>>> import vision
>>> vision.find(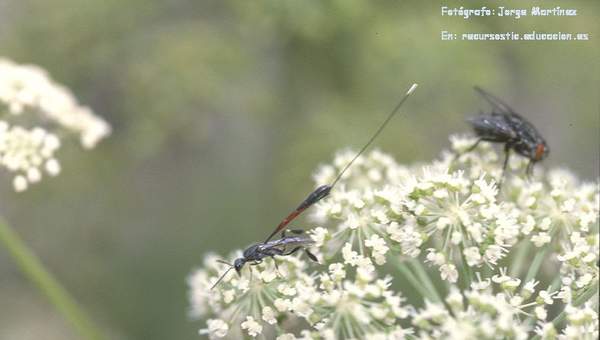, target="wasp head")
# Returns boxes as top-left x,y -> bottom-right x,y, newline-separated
233,258 -> 246,274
